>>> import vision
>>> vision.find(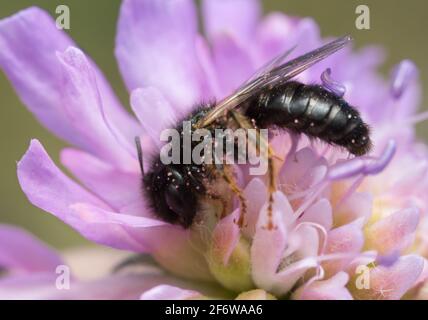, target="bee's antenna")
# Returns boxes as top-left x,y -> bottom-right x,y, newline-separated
135,136 -> 145,176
